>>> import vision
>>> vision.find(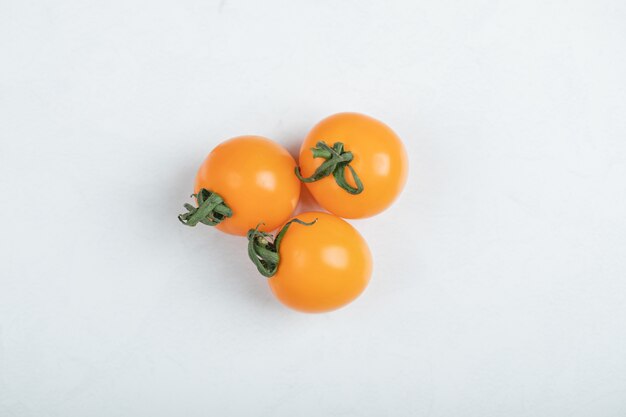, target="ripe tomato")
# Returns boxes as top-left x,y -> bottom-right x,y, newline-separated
296,112 -> 408,218
247,211 -> 372,313
179,135 -> 300,236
